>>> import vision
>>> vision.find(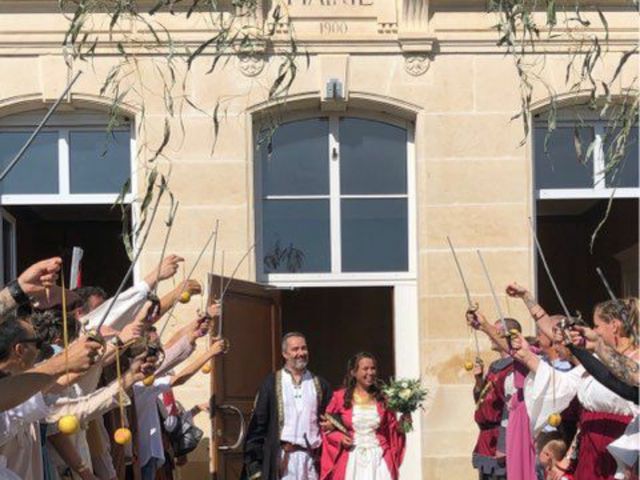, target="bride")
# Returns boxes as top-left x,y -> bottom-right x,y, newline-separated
320,352 -> 408,480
